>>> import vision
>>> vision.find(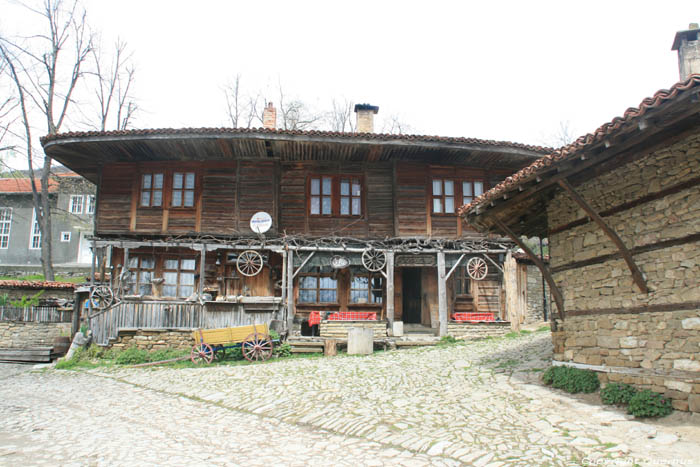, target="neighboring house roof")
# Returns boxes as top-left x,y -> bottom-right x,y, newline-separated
0,177 -> 59,194
0,280 -> 76,290
461,74 -> 700,223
